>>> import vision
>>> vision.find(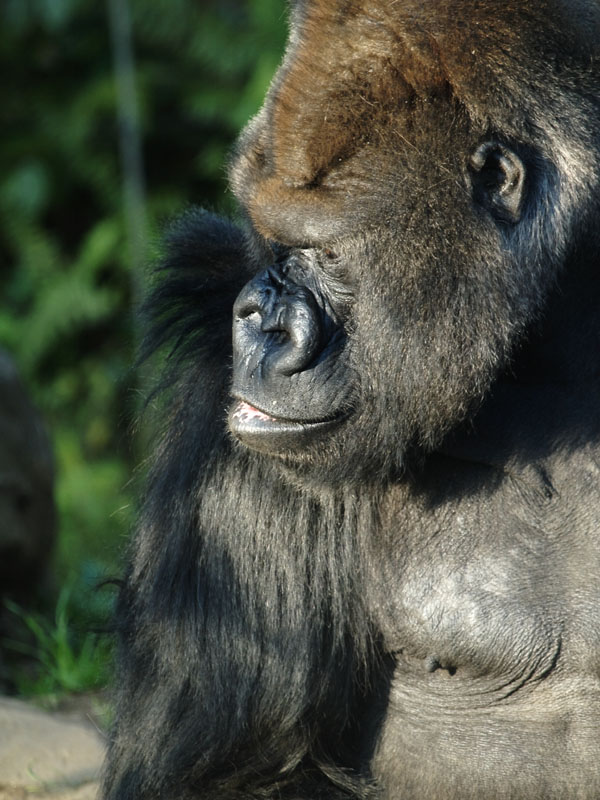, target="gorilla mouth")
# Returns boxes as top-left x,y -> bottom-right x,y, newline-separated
229,399 -> 342,452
